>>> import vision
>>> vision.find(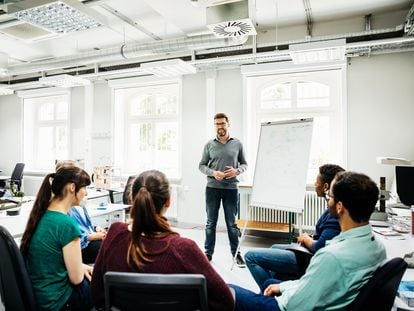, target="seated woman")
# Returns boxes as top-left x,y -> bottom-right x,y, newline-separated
20,166 -> 93,310
56,160 -> 107,264
68,205 -> 107,264
91,170 -> 234,311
